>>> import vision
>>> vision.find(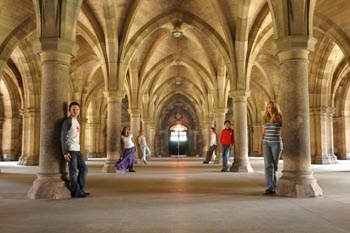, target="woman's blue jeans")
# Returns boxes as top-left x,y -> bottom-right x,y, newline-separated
263,141 -> 283,190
